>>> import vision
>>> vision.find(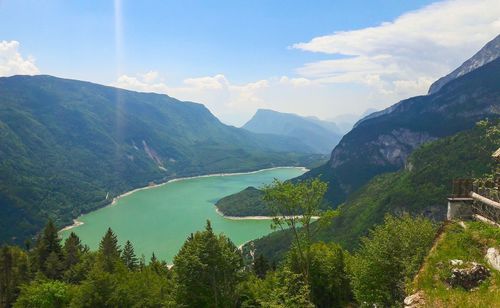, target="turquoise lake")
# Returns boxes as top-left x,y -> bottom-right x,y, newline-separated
60,167 -> 306,263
